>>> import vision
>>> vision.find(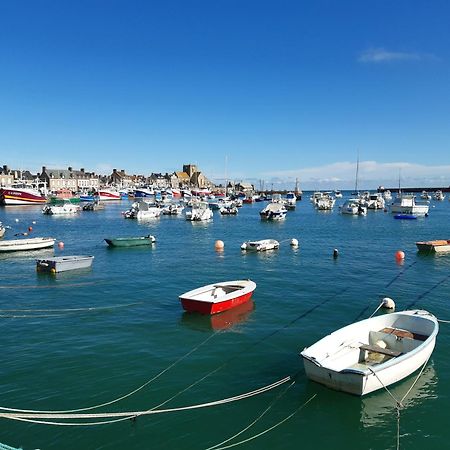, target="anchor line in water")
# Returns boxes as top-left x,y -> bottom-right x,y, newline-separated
0,302 -> 143,314
385,261 -> 417,289
405,273 -> 450,310
368,352 -> 432,450
211,393 -> 317,450
354,261 -> 418,321
0,331 -> 222,415
0,289 -> 345,420
204,380 -> 296,450
0,376 -> 292,426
